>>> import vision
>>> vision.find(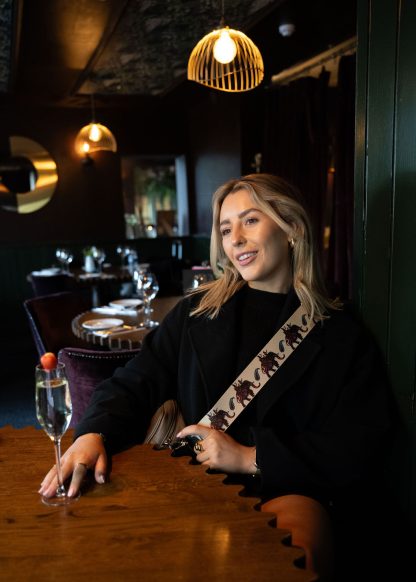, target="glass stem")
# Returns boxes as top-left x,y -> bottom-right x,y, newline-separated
53,438 -> 66,497
143,299 -> 151,326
